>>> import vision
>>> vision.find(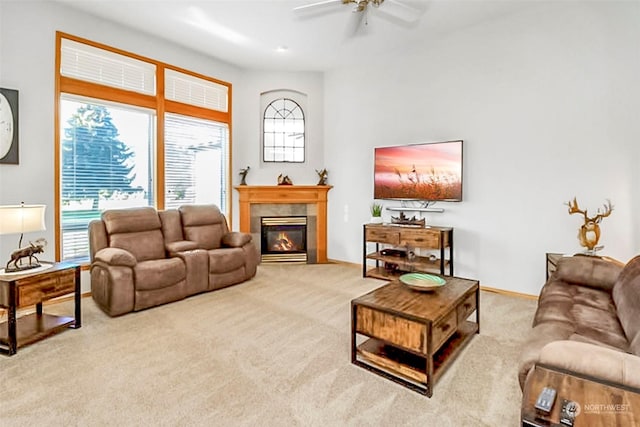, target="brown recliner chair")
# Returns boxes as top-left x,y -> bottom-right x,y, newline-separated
177,204 -> 260,290
89,207 -> 188,316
